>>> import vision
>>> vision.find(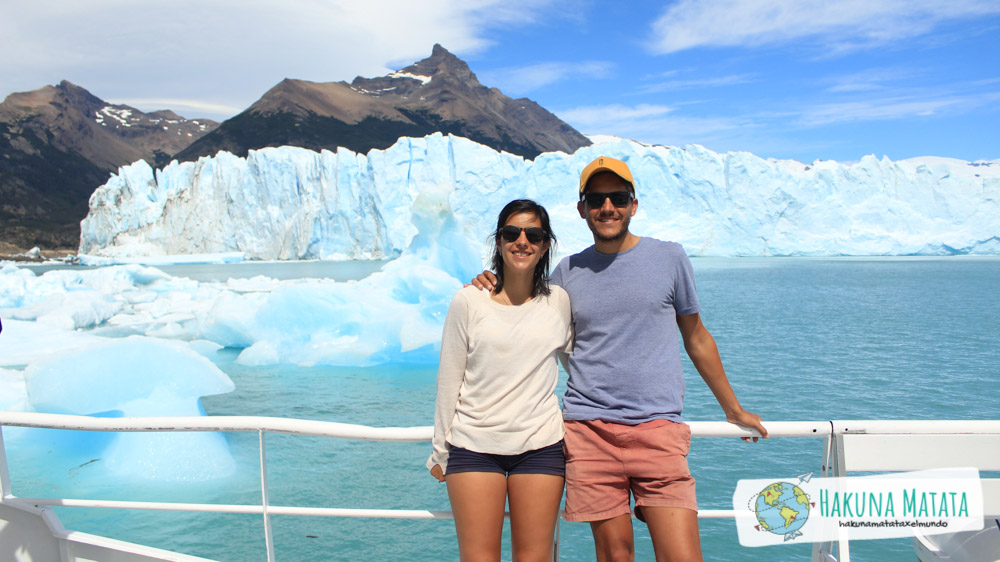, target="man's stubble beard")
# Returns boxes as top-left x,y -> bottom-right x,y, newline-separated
587,212 -> 632,243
